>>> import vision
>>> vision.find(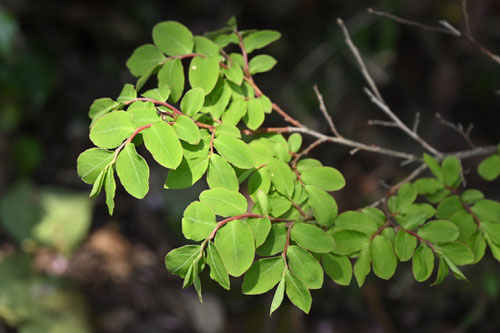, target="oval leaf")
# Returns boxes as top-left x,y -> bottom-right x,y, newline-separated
182,201 -> 216,241
116,143 -> 149,199
215,220 -> 255,277
287,246 -> 323,289
300,166 -> 345,192
153,21 -> 194,56
89,111 -> 135,149
213,136 -> 254,169
199,188 -> 247,217
291,223 -> 336,253
370,235 -> 397,280
242,257 -> 284,295
142,121 -> 183,169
